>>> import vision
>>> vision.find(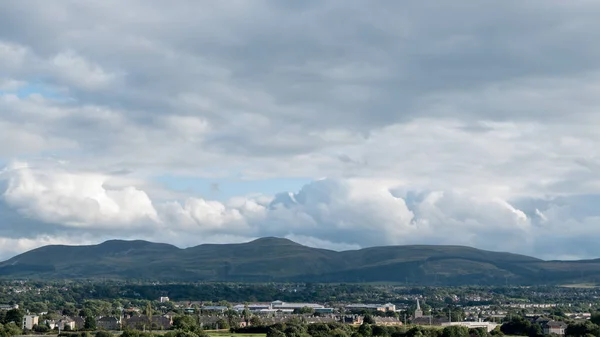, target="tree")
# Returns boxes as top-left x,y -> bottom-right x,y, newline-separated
96,331 -> 113,337
359,323 -> 373,337
591,312 -> 600,326
3,310 -> 23,325
442,325 -> 469,337
566,321 -> 600,337
1,322 -> 23,337
250,316 -> 262,326
363,315 -> 376,325
84,316 -> 97,331
266,327 -> 286,337
145,302 -> 152,331
172,316 -> 197,331
372,325 -> 389,337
